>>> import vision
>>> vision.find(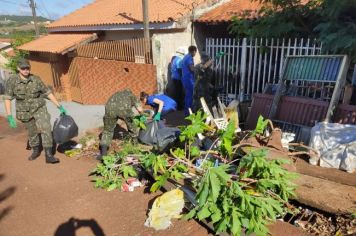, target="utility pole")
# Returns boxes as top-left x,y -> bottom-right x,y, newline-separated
142,0 -> 149,40
29,0 -> 40,38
